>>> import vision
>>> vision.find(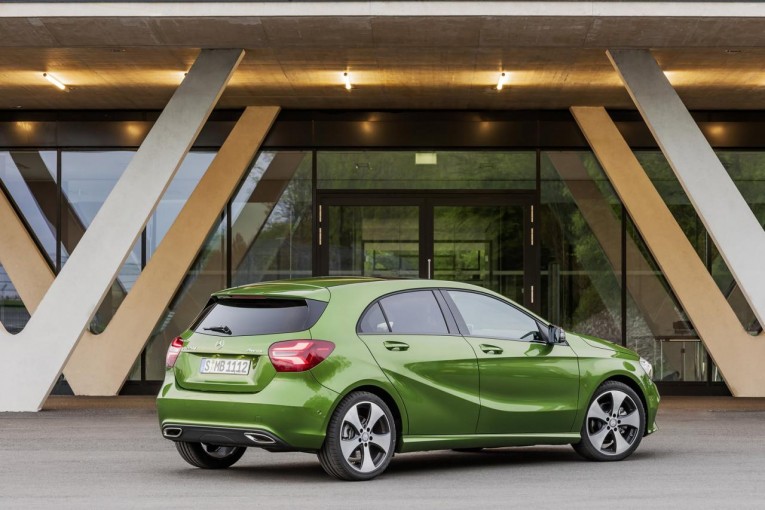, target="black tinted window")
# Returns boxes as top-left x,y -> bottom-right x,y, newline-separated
358,303 -> 390,333
447,291 -> 540,341
379,291 -> 448,335
194,298 -> 327,337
